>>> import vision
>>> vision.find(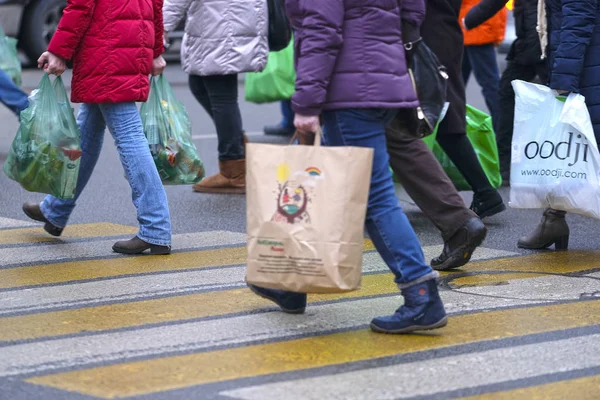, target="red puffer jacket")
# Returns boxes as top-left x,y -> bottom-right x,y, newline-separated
47,0 -> 164,104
